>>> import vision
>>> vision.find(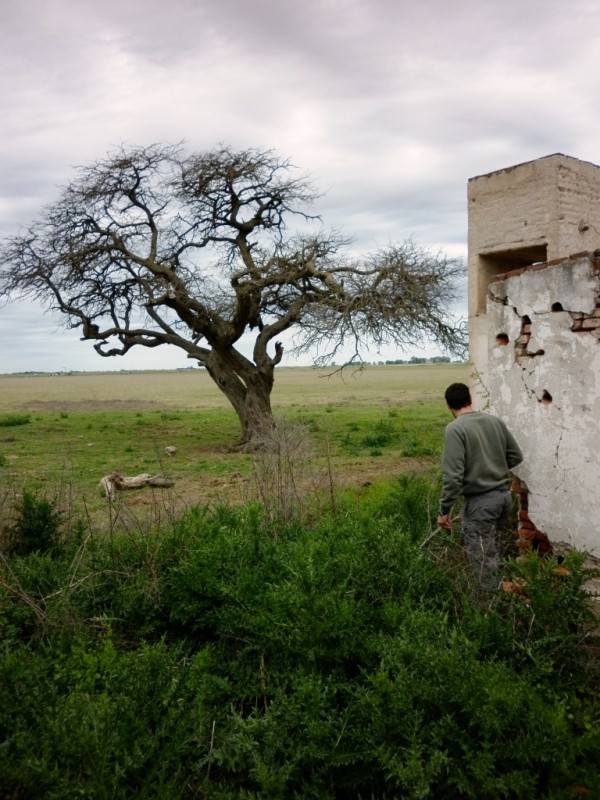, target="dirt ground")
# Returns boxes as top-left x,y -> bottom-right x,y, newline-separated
102,453 -> 436,518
